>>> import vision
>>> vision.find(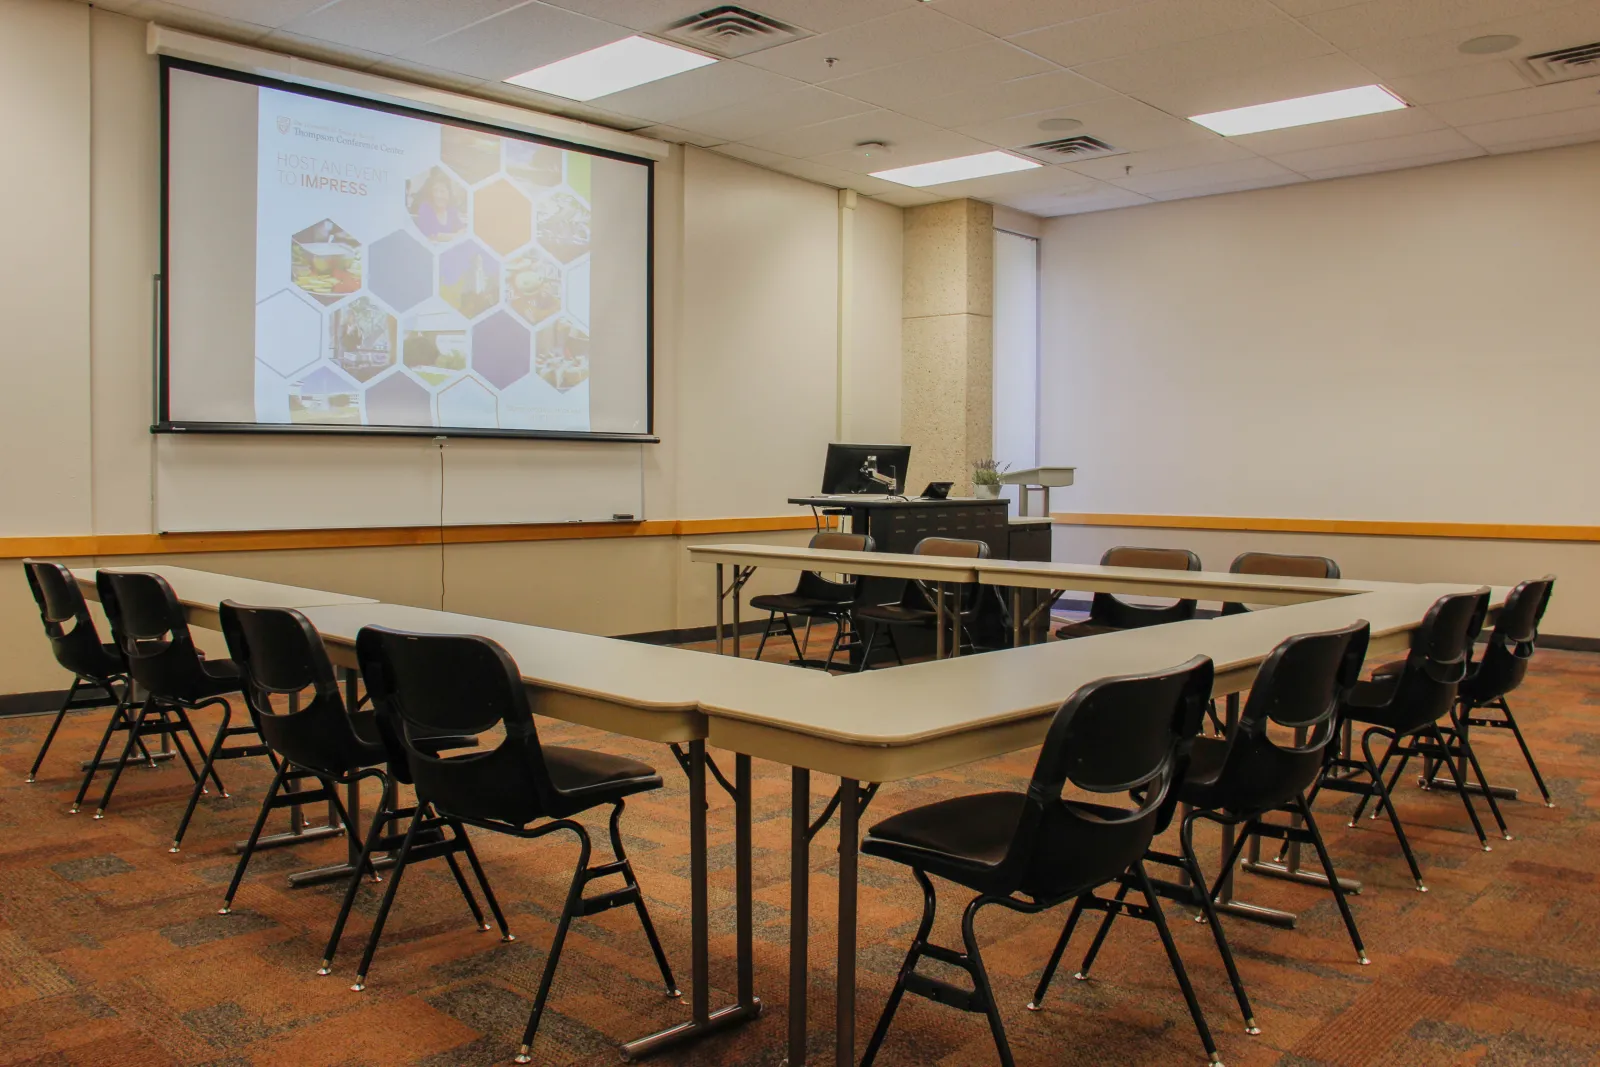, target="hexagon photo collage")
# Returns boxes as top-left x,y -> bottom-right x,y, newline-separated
256,117 -> 593,431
